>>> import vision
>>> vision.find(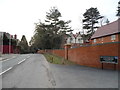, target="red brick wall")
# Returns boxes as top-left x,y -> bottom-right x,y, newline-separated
68,43 -> 119,70
37,50 -> 45,54
52,49 -> 65,58
38,42 -> 119,70
38,49 -> 65,58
